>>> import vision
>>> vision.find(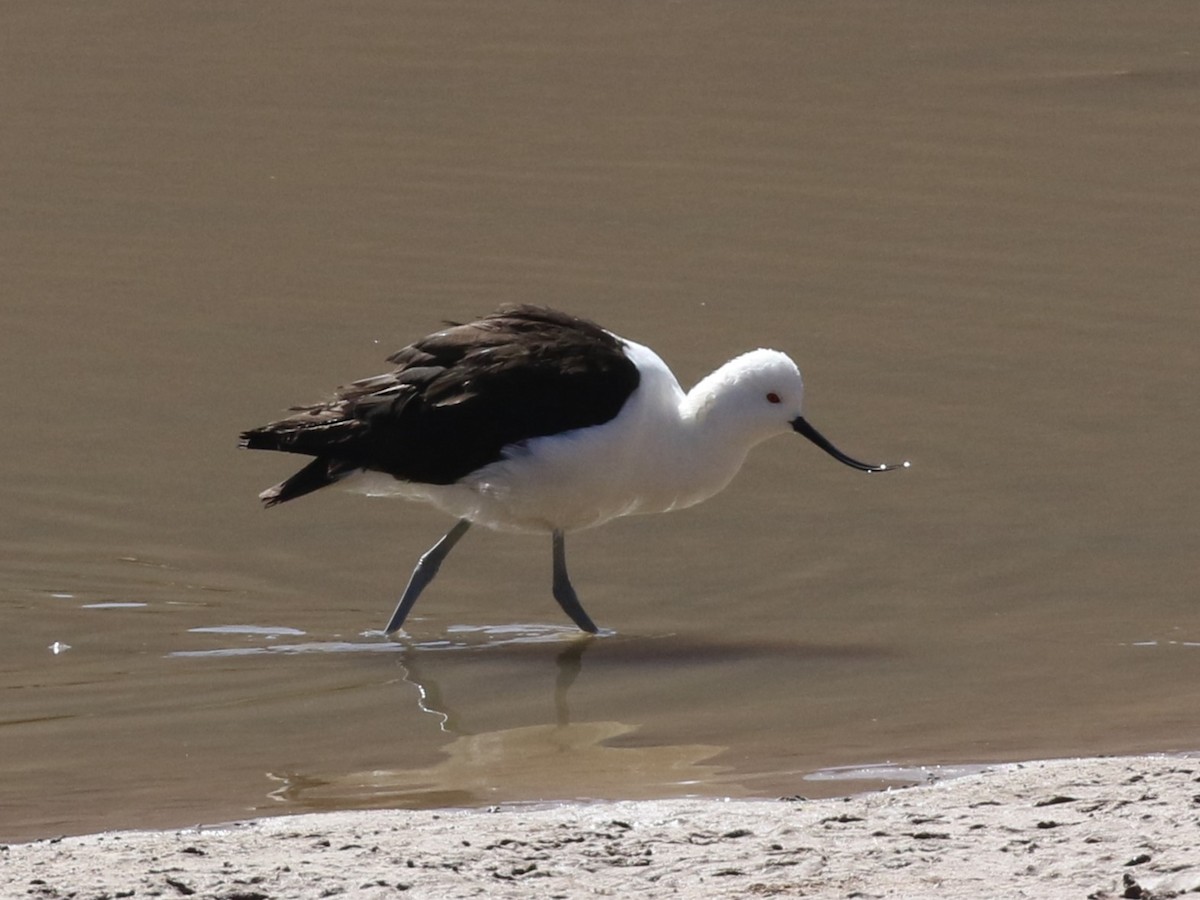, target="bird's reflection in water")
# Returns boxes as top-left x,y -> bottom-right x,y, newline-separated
392,628 -> 595,733
553,633 -> 591,726
265,631 -> 752,812
398,644 -> 455,732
